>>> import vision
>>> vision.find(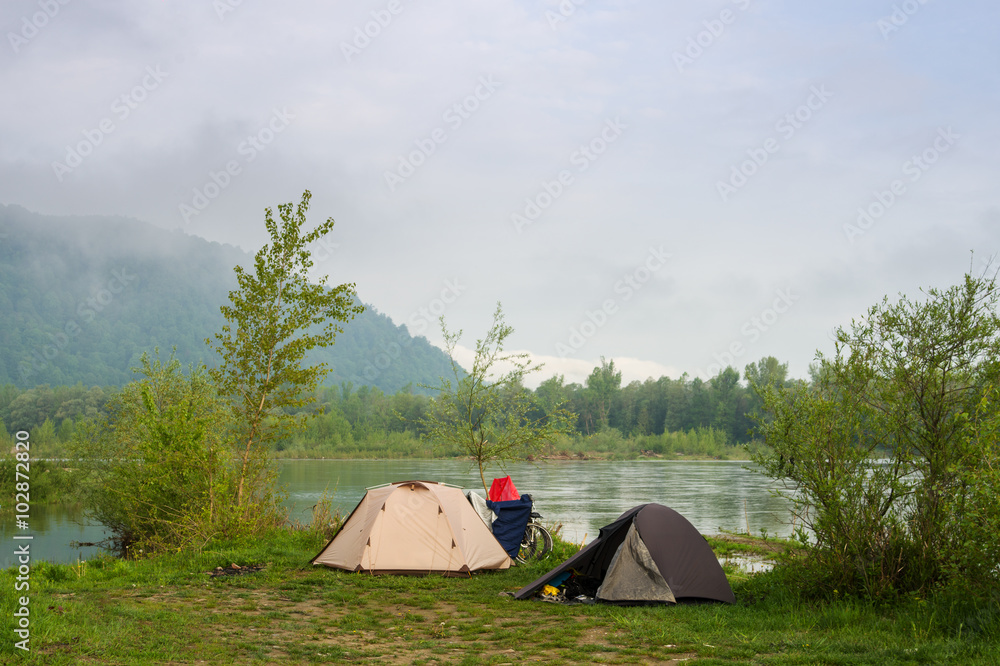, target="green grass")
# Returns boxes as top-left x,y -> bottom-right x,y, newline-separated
275,427 -> 749,462
707,532 -> 806,558
2,530 -> 998,664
